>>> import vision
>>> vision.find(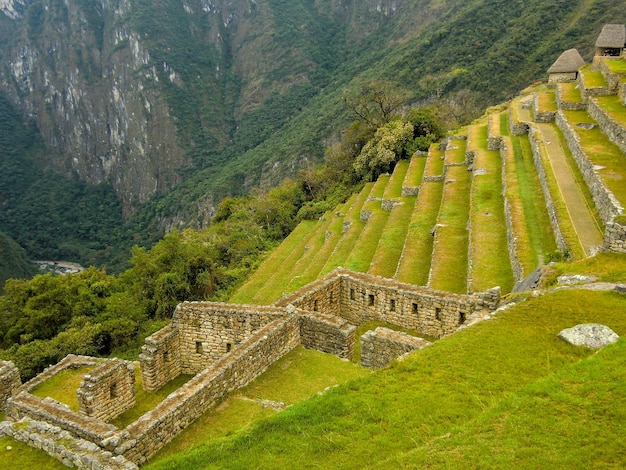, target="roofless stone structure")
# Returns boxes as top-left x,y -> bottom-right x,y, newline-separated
0,268 -> 500,467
